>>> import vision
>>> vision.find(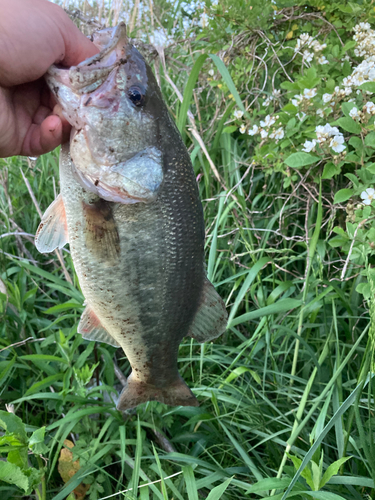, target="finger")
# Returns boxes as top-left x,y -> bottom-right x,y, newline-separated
21,115 -> 63,157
